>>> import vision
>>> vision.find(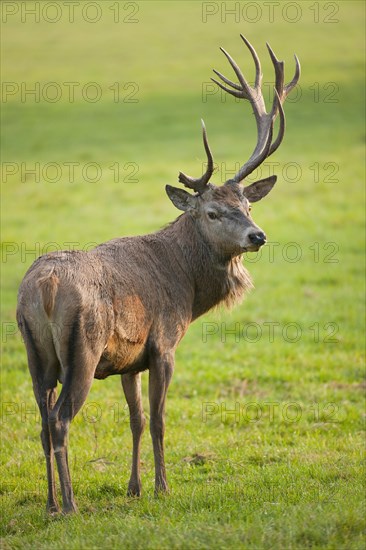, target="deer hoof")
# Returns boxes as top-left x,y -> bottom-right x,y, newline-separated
127,484 -> 141,497
62,503 -> 78,515
46,502 -> 61,515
